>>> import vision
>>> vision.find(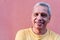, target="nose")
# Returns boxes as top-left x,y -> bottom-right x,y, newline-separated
37,14 -> 42,20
